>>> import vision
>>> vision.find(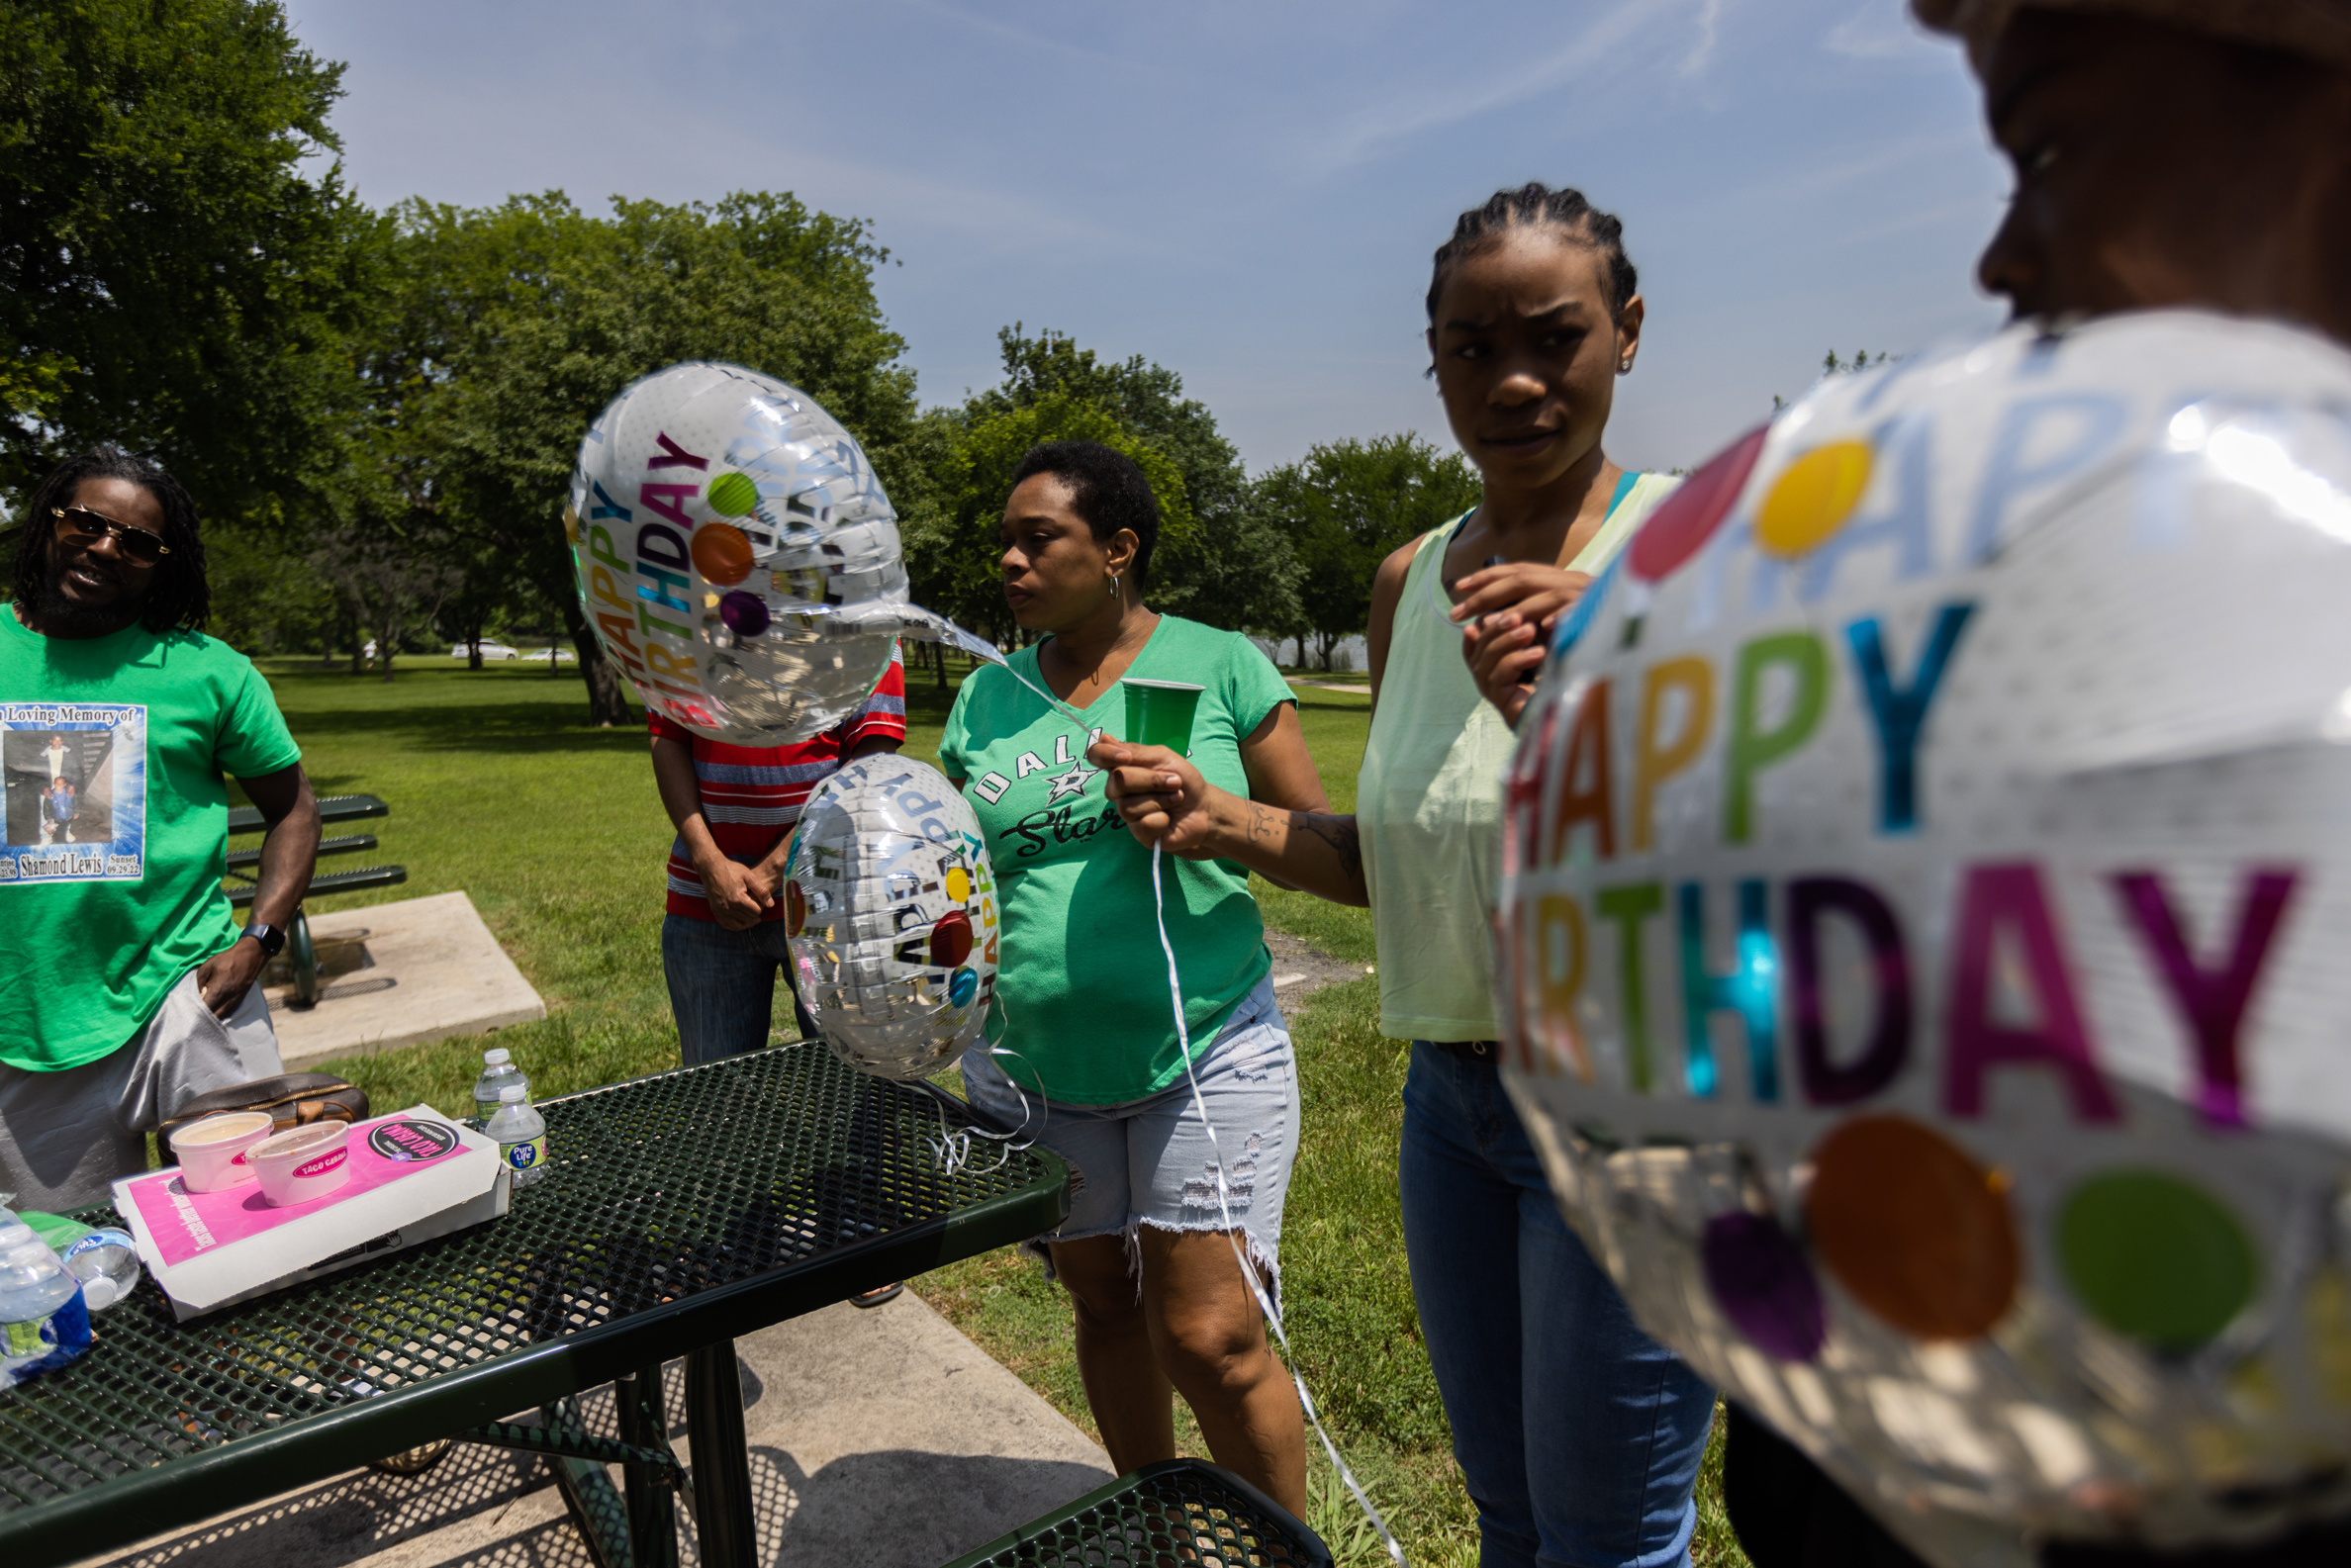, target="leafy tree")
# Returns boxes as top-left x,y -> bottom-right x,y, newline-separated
387,190 -> 923,723
1255,434 -> 1480,670
311,522 -> 458,683
903,392 -> 1193,650
439,535 -> 531,669
971,326 -> 1240,516
1824,348 -> 1894,376
203,526 -> 336,656
908,326 -> 1300,641
1776,348 -> 1903,409
0,0 -> 373,523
